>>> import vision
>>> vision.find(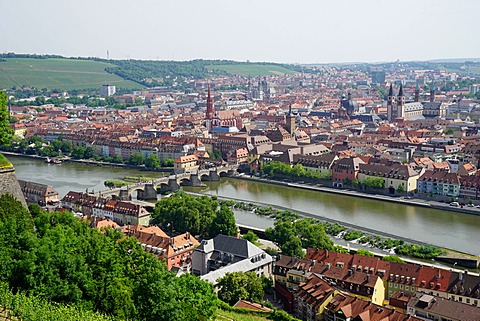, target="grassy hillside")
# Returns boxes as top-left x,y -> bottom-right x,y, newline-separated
0,58 -> 142,91
207,63 -> 297,77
